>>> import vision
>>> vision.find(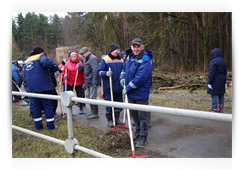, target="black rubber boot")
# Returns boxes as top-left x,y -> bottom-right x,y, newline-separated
79,103 -> 83,114
105,111 -> 113,127
87,105 -> 99,119
115,110 -> 123,125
